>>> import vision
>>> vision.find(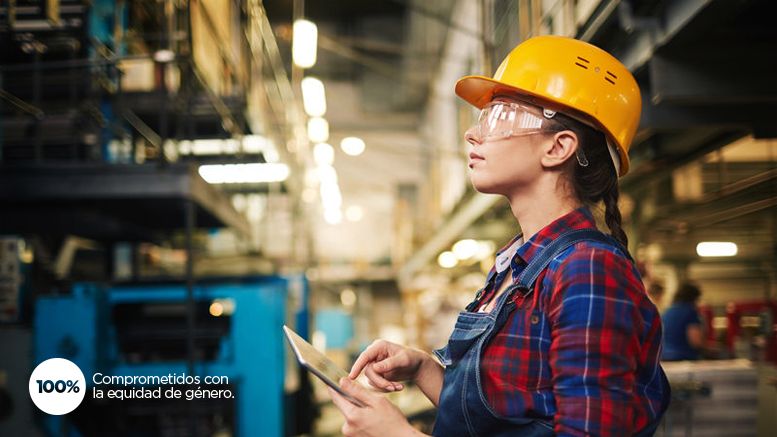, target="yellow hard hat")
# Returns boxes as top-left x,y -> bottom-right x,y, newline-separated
455,35 -> 641,176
